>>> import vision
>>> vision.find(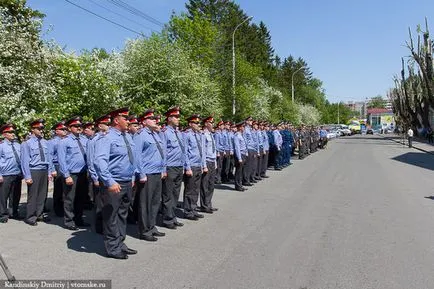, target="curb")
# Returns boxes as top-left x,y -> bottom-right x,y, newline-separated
381,135 -> 434,155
